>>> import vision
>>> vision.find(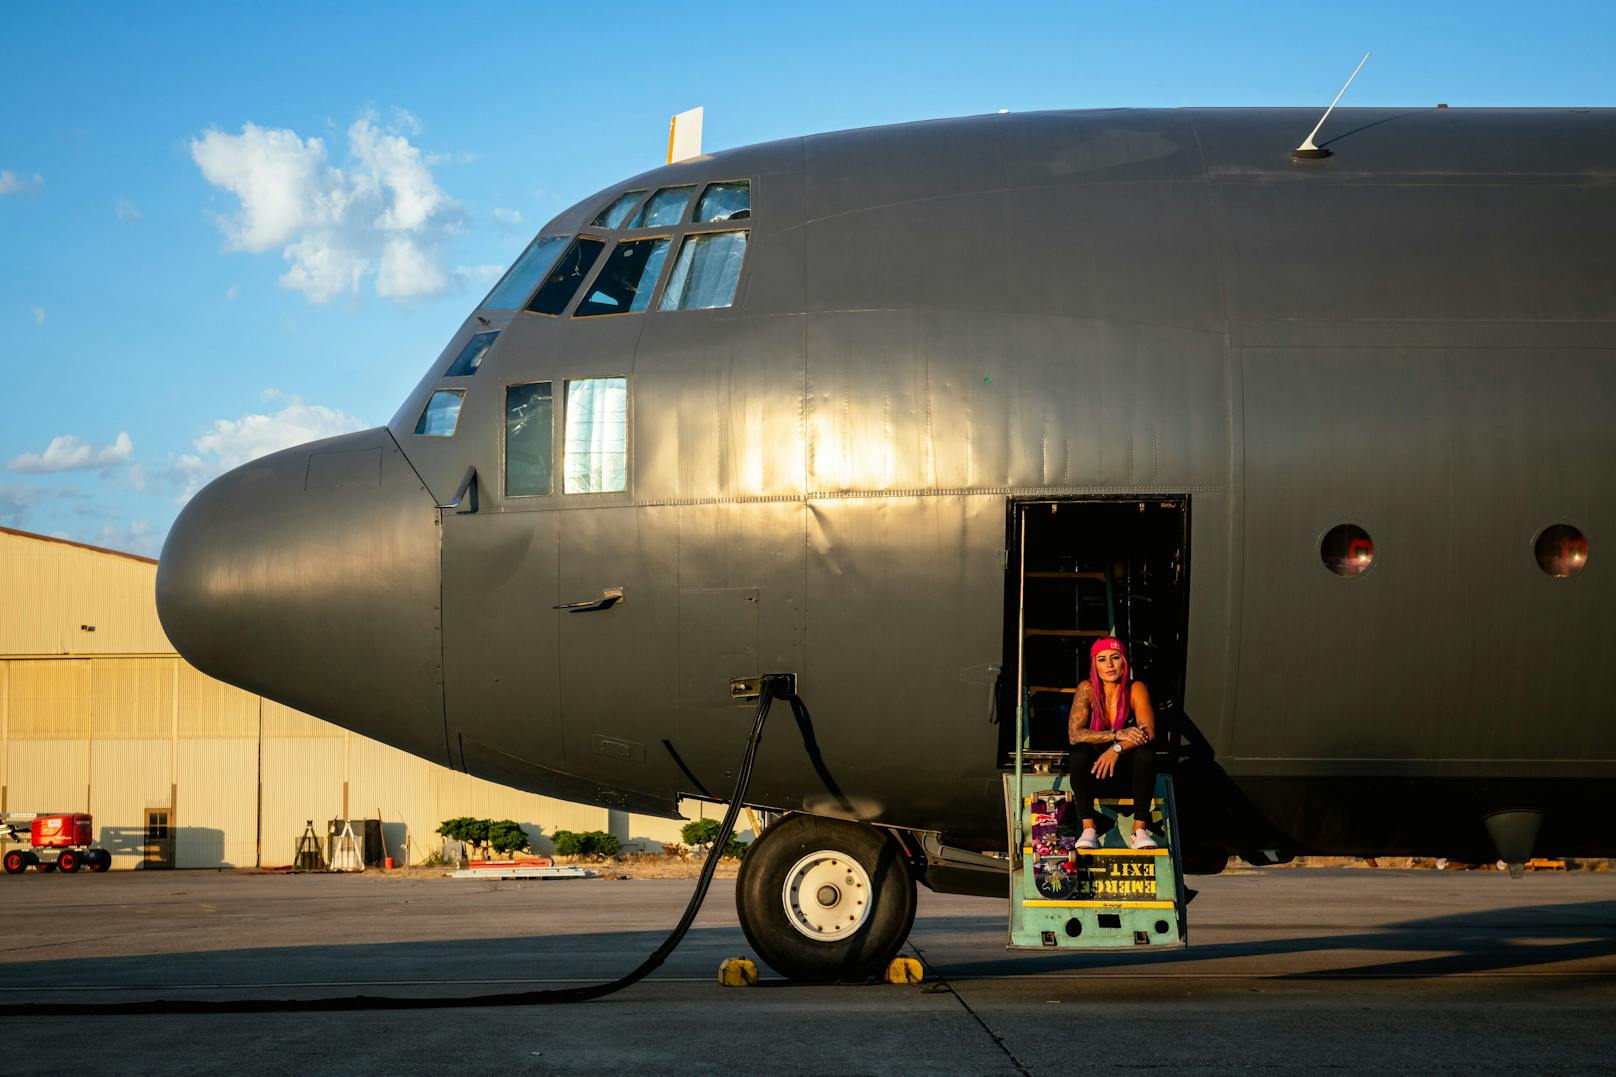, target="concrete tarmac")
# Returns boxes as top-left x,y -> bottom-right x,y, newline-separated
1,867 -> 1613,1075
